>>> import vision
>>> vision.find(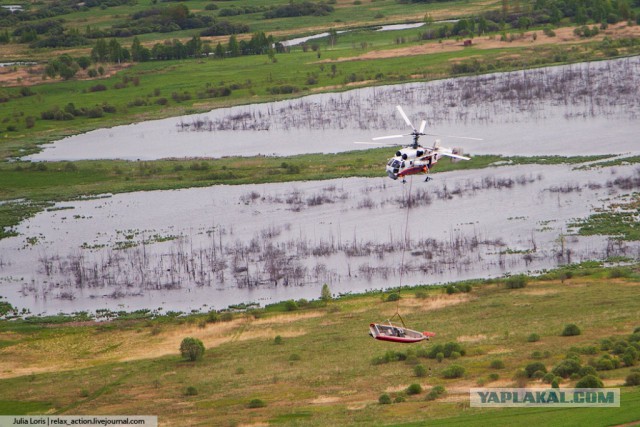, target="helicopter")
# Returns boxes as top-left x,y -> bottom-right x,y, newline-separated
356,106 -> 481,182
